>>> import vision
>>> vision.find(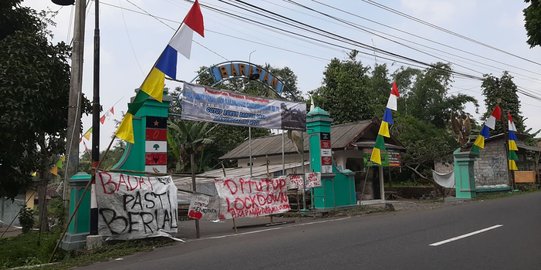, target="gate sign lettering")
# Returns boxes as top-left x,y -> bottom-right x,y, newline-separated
214,177 -> 290,219
96,171 -> 178,240
209,61 -> 285,94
